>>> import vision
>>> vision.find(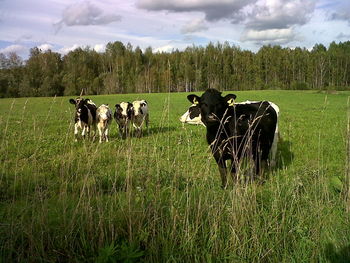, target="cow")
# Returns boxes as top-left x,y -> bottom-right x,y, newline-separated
96,104 -> 113,143
114,102 -> 133,139
179,104 -> 205,126
131,100 -> 149,137
180,100 -> 280,166
69,98 -> 97,141
187,89 -> 278,188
